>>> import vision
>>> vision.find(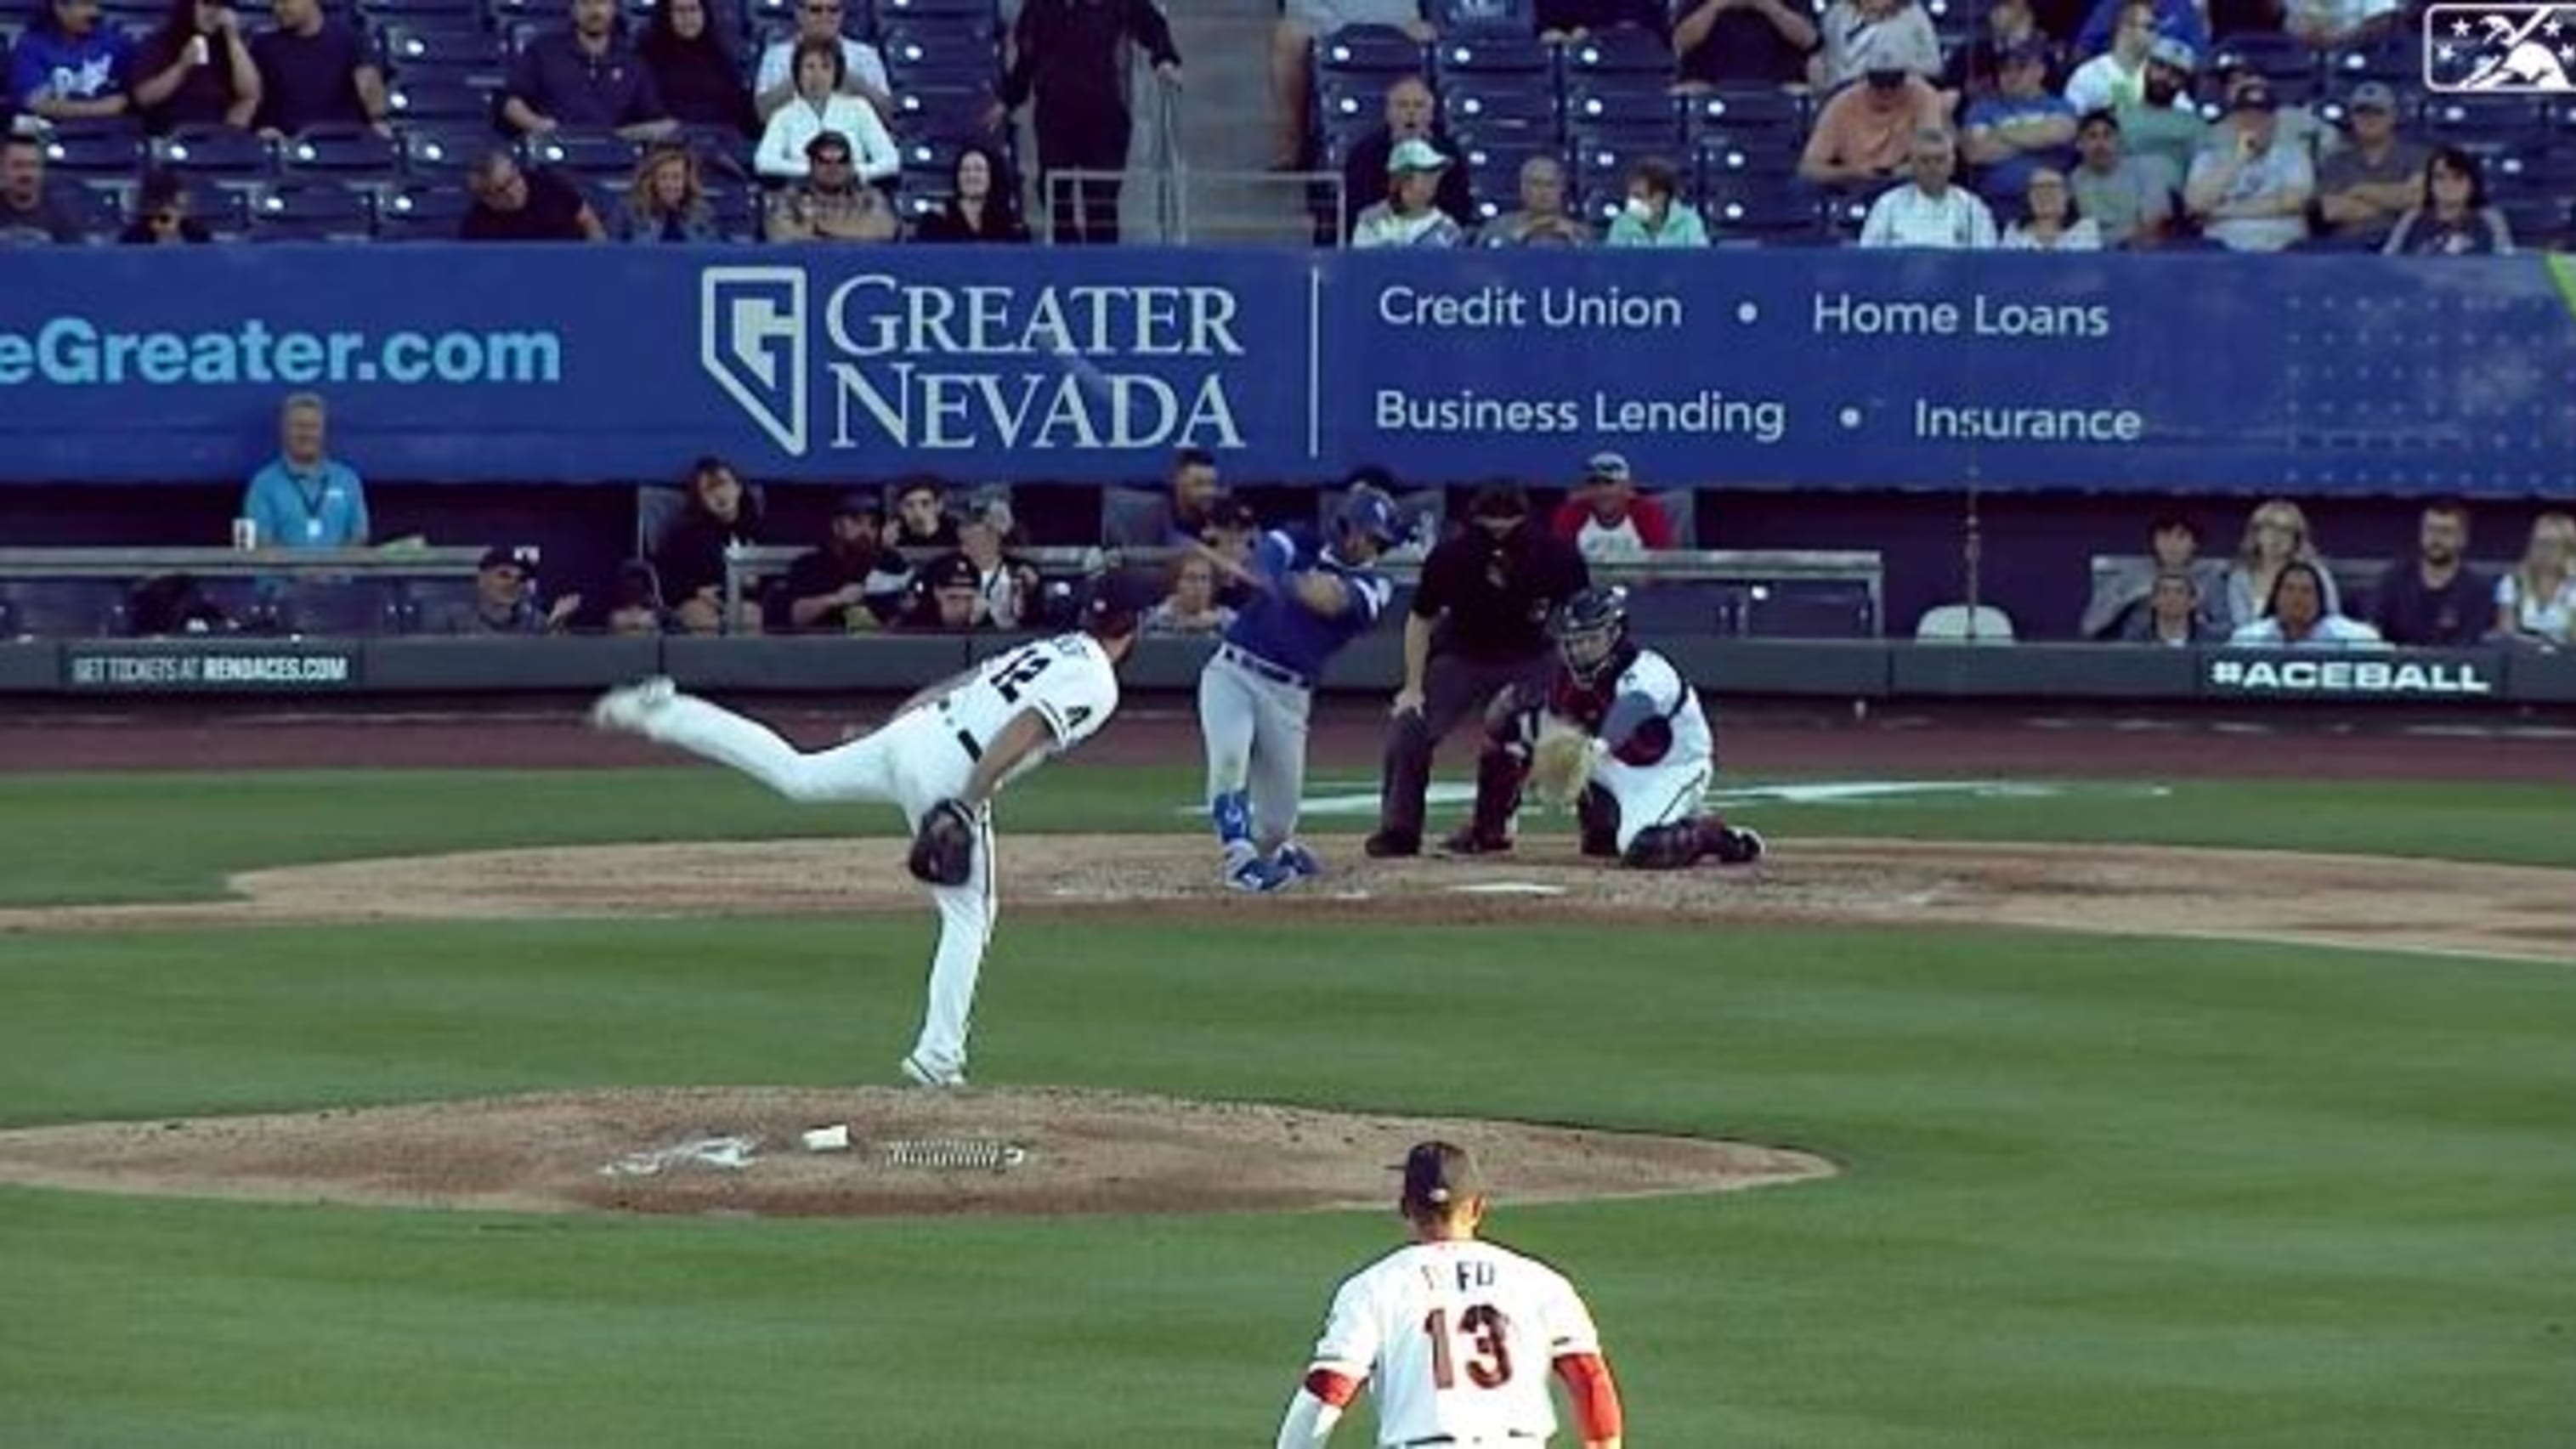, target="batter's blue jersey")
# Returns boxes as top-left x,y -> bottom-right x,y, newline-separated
1223,527 -> 1392,682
